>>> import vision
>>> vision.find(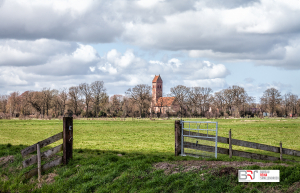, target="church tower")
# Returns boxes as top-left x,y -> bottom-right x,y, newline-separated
152,75 -> 163,107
